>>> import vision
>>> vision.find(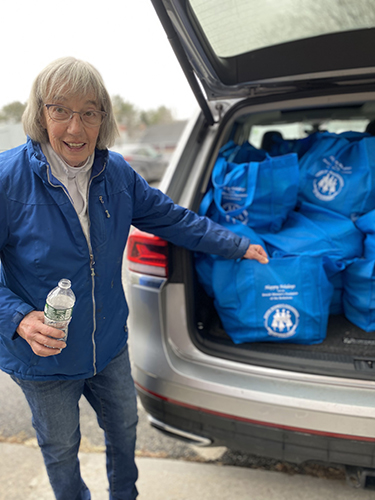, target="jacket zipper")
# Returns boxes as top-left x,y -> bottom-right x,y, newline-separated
87,161 -> 107,375
89,250 -> 97,374
47,160 -> 107,376
46,164 -> 73,201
